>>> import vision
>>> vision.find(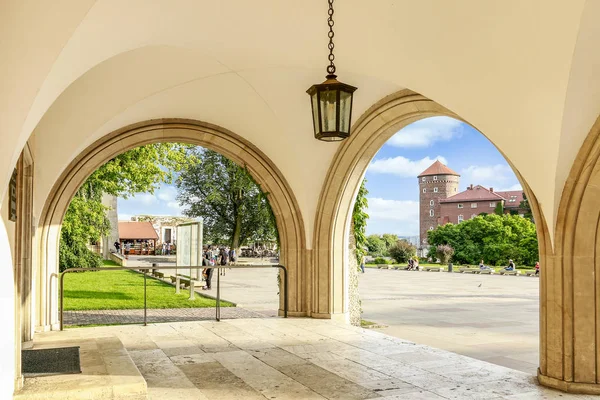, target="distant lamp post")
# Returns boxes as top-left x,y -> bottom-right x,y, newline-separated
307,0 -> 357,141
